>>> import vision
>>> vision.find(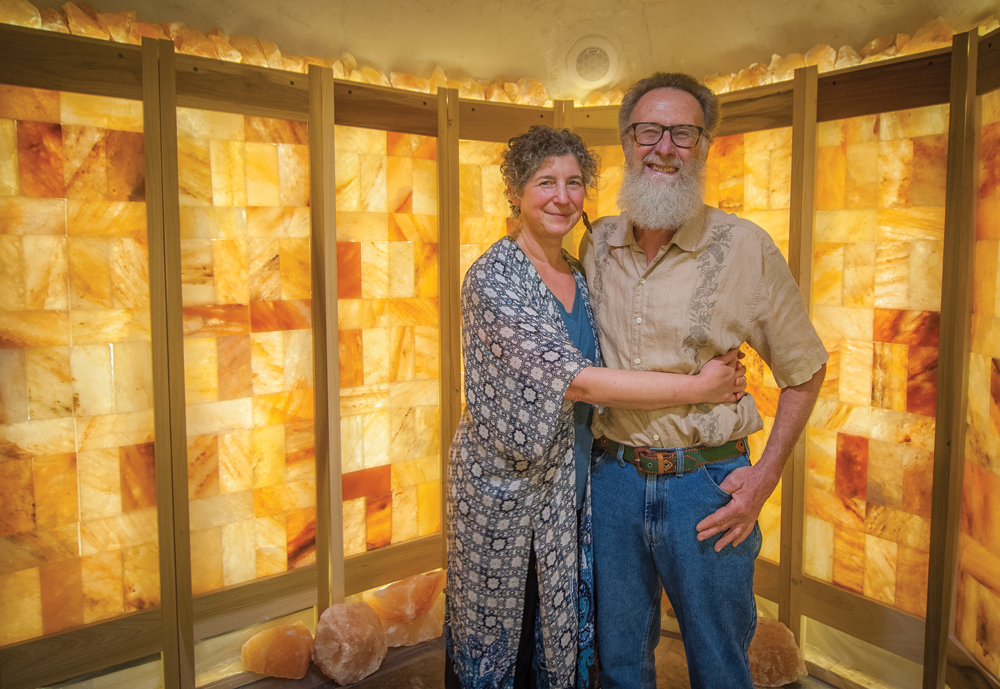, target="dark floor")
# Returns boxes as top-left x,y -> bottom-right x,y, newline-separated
249,633 -> 835,688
